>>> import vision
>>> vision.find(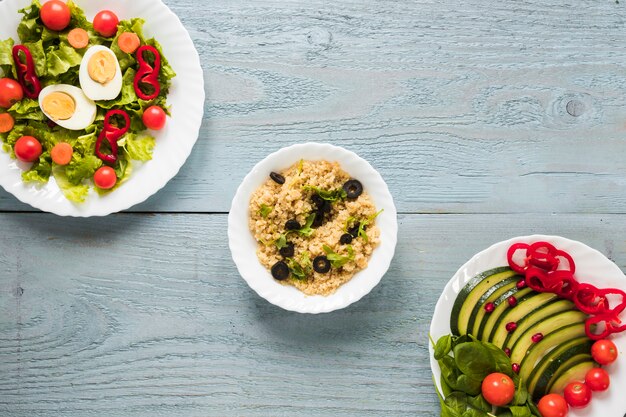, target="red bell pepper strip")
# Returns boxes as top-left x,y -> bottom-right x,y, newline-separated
585,303 -> 626,340
507,242 -> 530,273
12,45 -> 41,99
95,110 -> 130,165
133,45 -> 161,101
527,241 -> 560,271
574,283 -> 626,315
